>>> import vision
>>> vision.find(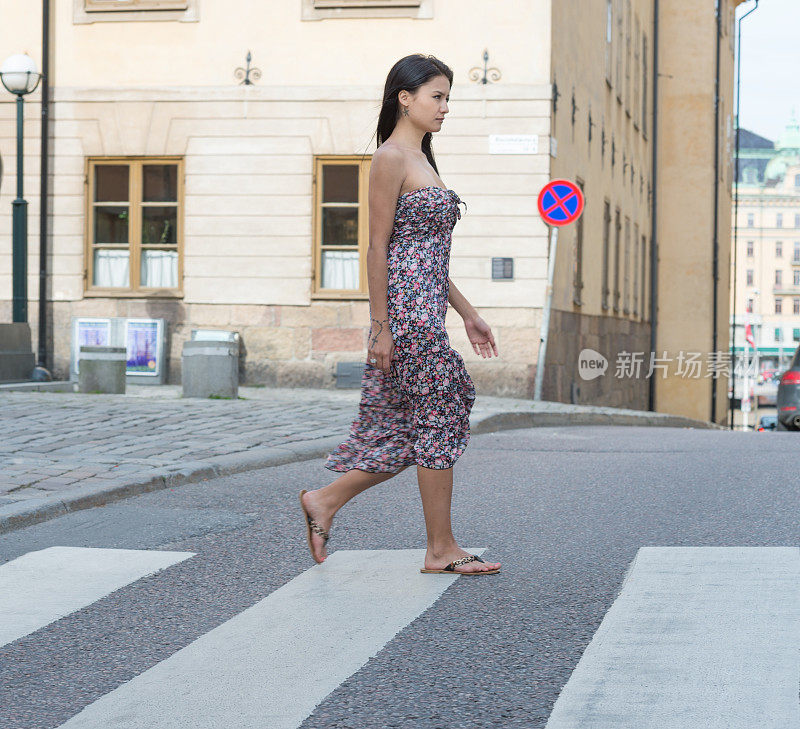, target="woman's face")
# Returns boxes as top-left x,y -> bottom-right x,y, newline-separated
401,74 -> 450,132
